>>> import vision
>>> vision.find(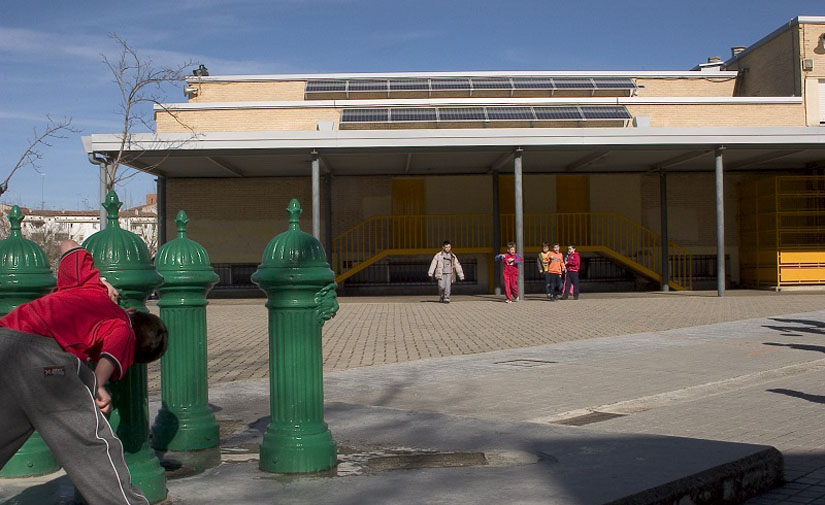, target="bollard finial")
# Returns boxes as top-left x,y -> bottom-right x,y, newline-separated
102,191 -> 123,229
175,210 -> 189,238
7,206 -> 23,238
286,199 -> 302,231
